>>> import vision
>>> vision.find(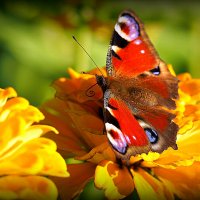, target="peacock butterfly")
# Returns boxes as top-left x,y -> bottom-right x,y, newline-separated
96,10 -> 179,162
